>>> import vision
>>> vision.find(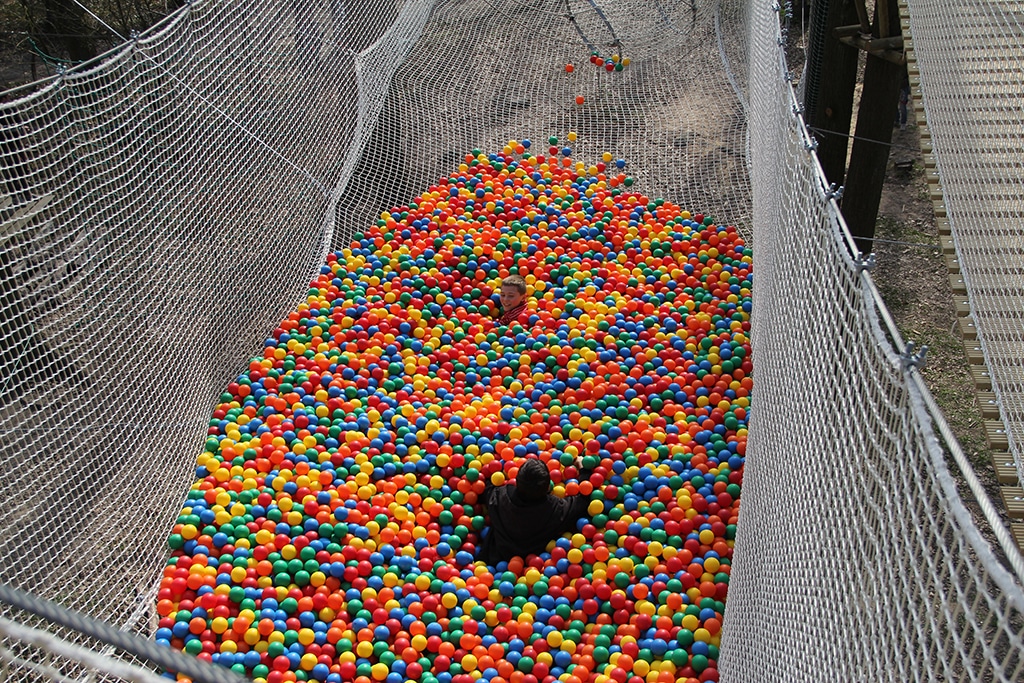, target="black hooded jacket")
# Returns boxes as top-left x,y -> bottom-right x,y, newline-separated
479,484 -> 590,564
